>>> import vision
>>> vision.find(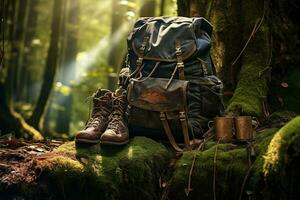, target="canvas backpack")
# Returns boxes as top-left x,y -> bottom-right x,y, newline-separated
122,17 -> 224,151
